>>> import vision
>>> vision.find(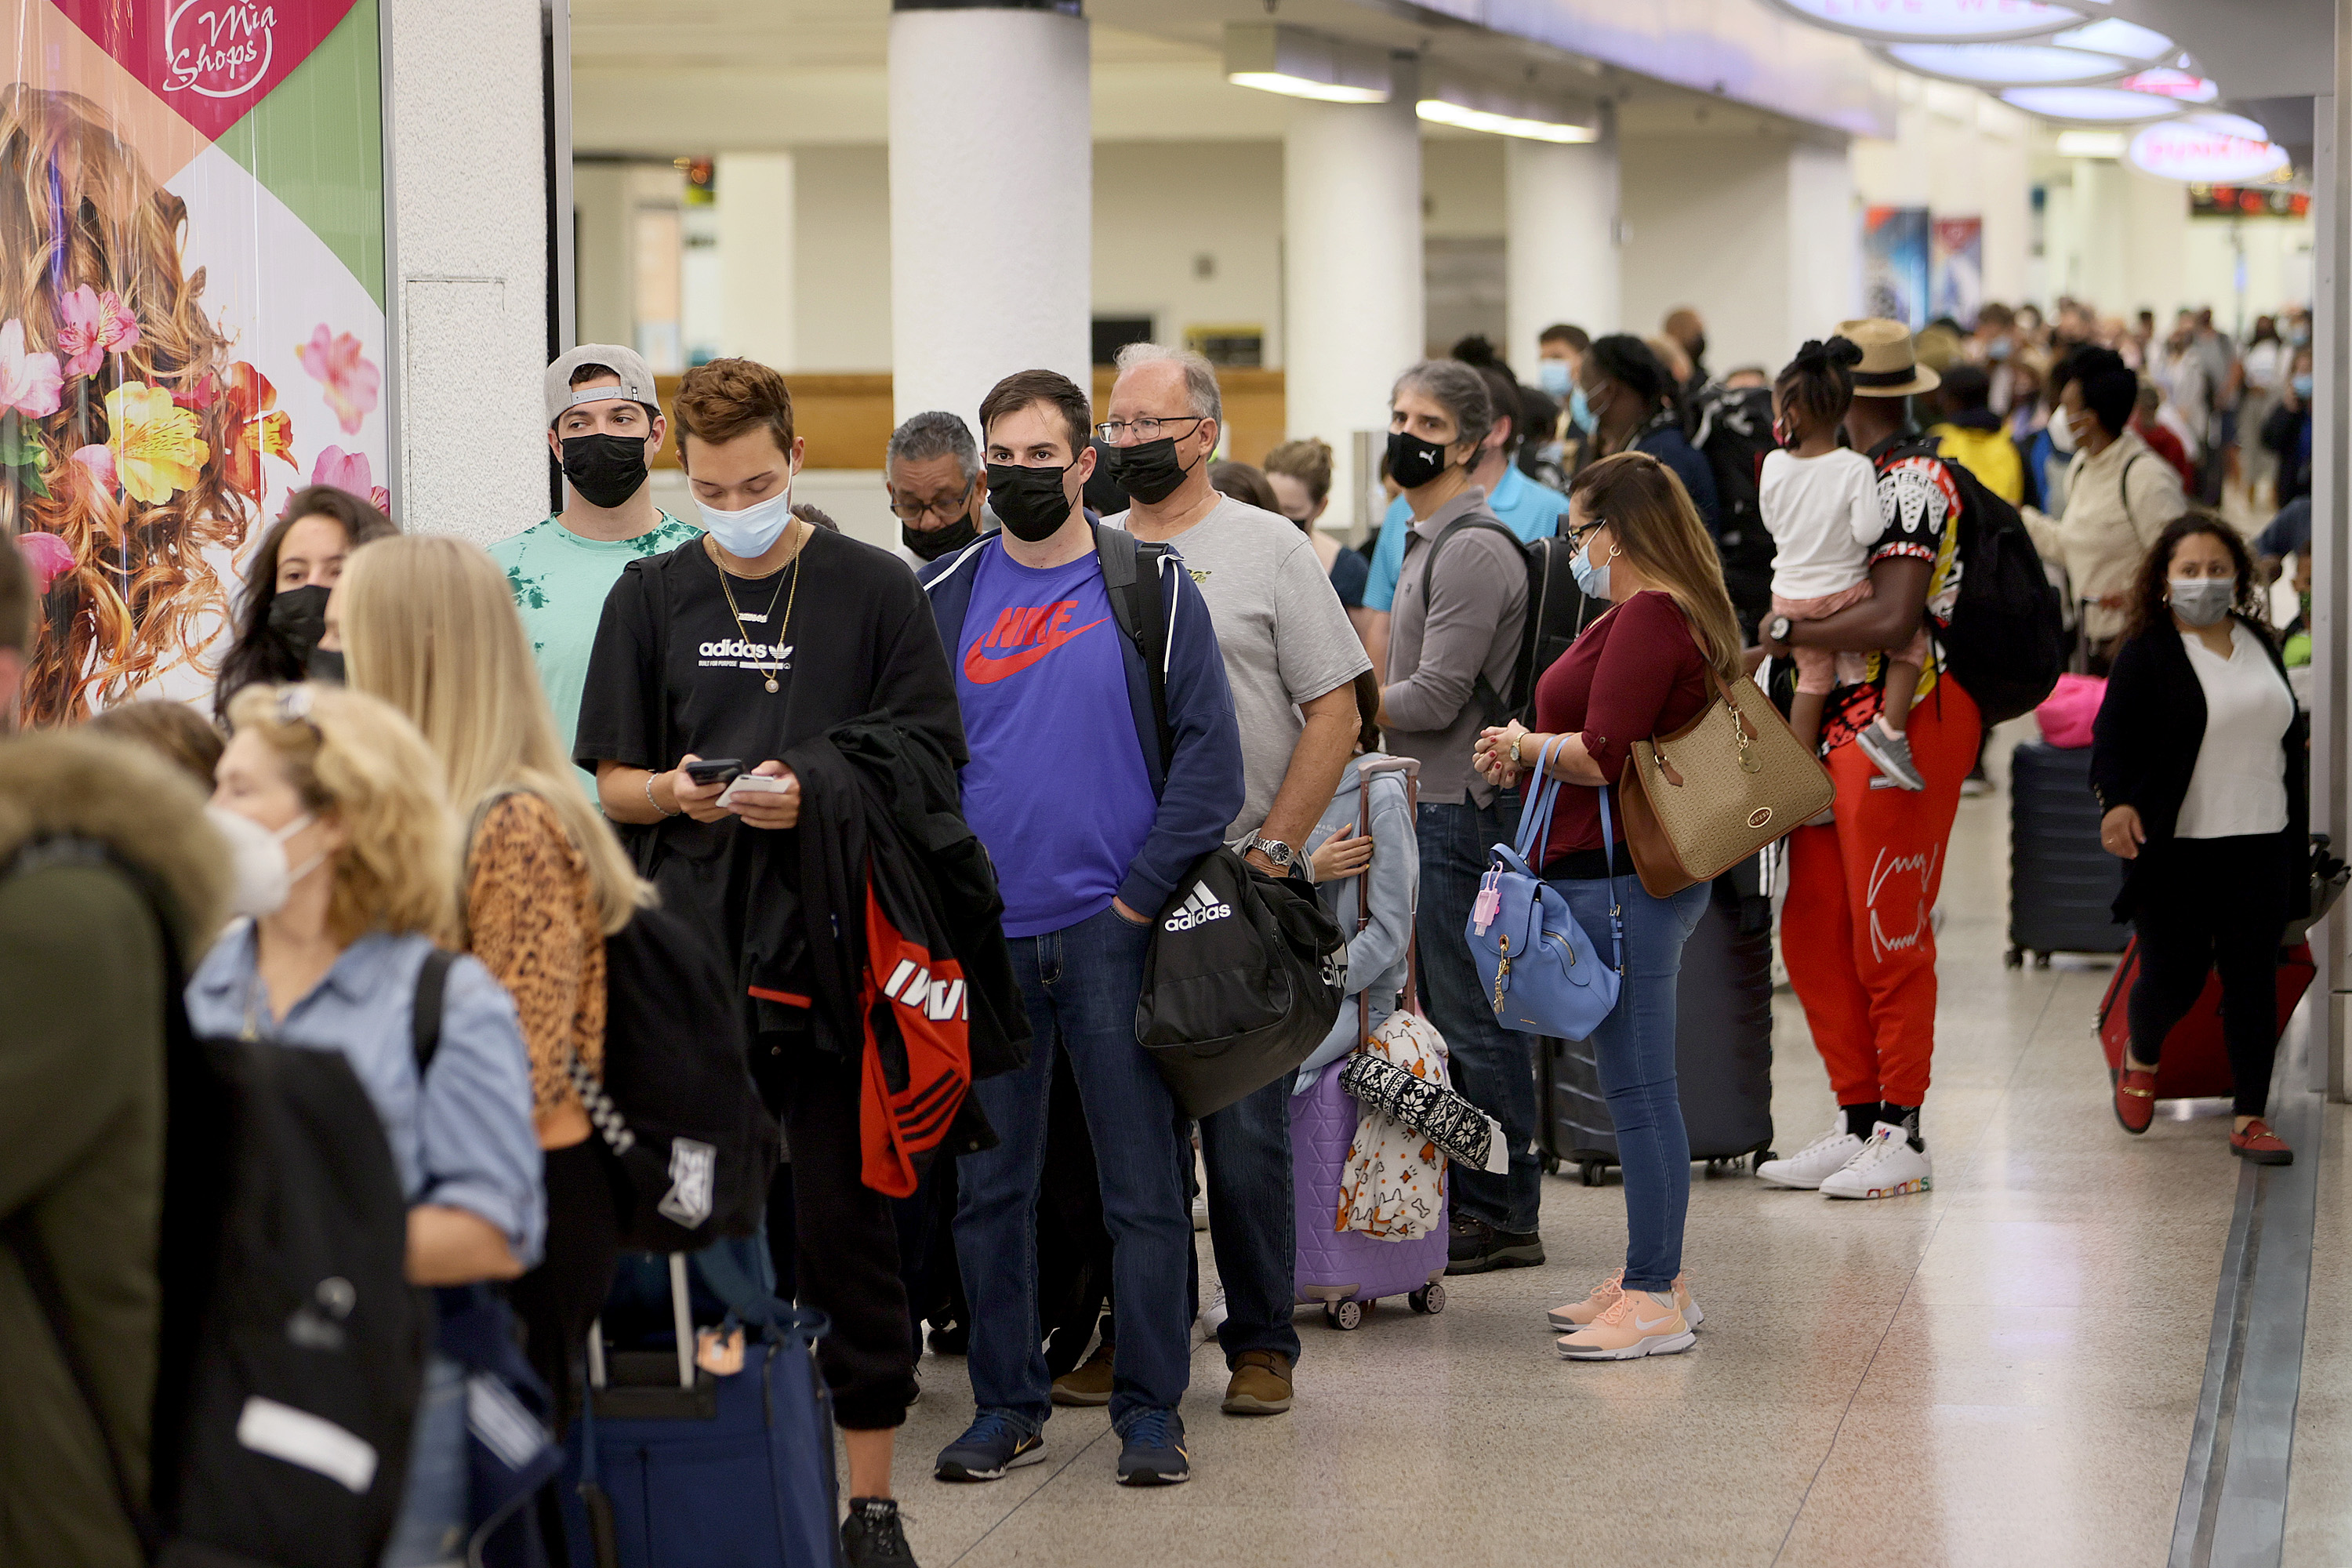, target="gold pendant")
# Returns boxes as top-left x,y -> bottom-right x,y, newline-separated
764,677 -> 779,693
